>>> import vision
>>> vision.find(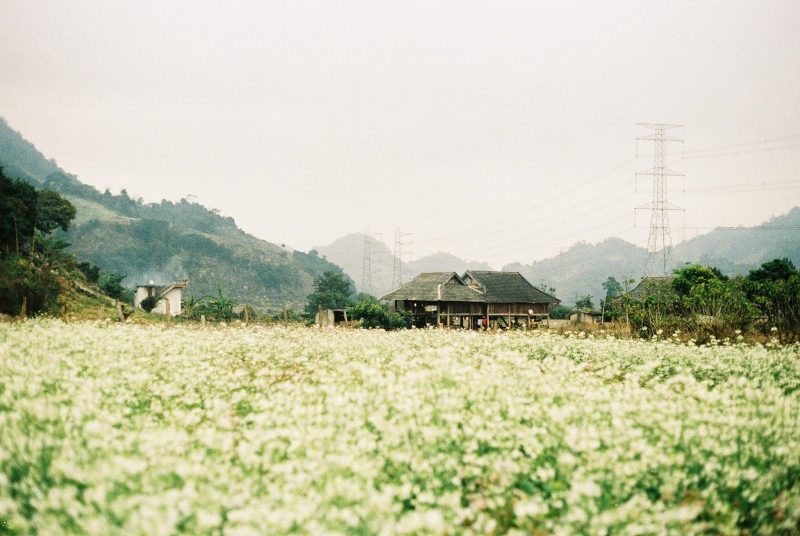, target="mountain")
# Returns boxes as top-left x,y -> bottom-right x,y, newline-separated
0,117 -> 346,311
504,238 -> 647,305
405,252 -> 492,276
672,208 -> 800,274
505,210 -> 800,306
314,233 -> 397,297
320,205 -> 799,307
